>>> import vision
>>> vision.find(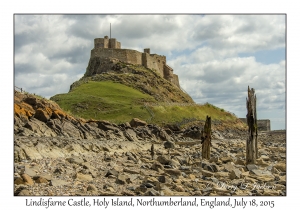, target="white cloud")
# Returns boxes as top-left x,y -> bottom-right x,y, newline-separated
14,14 -> 286,129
